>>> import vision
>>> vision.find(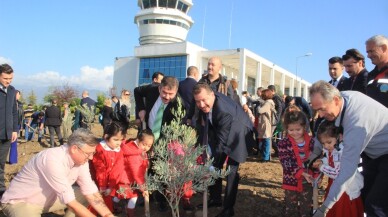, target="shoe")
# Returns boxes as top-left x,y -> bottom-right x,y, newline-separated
158,201 -> 168,212
215,209 -> 234,217
197,199 -> 222,209
182,198 -> 194,212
